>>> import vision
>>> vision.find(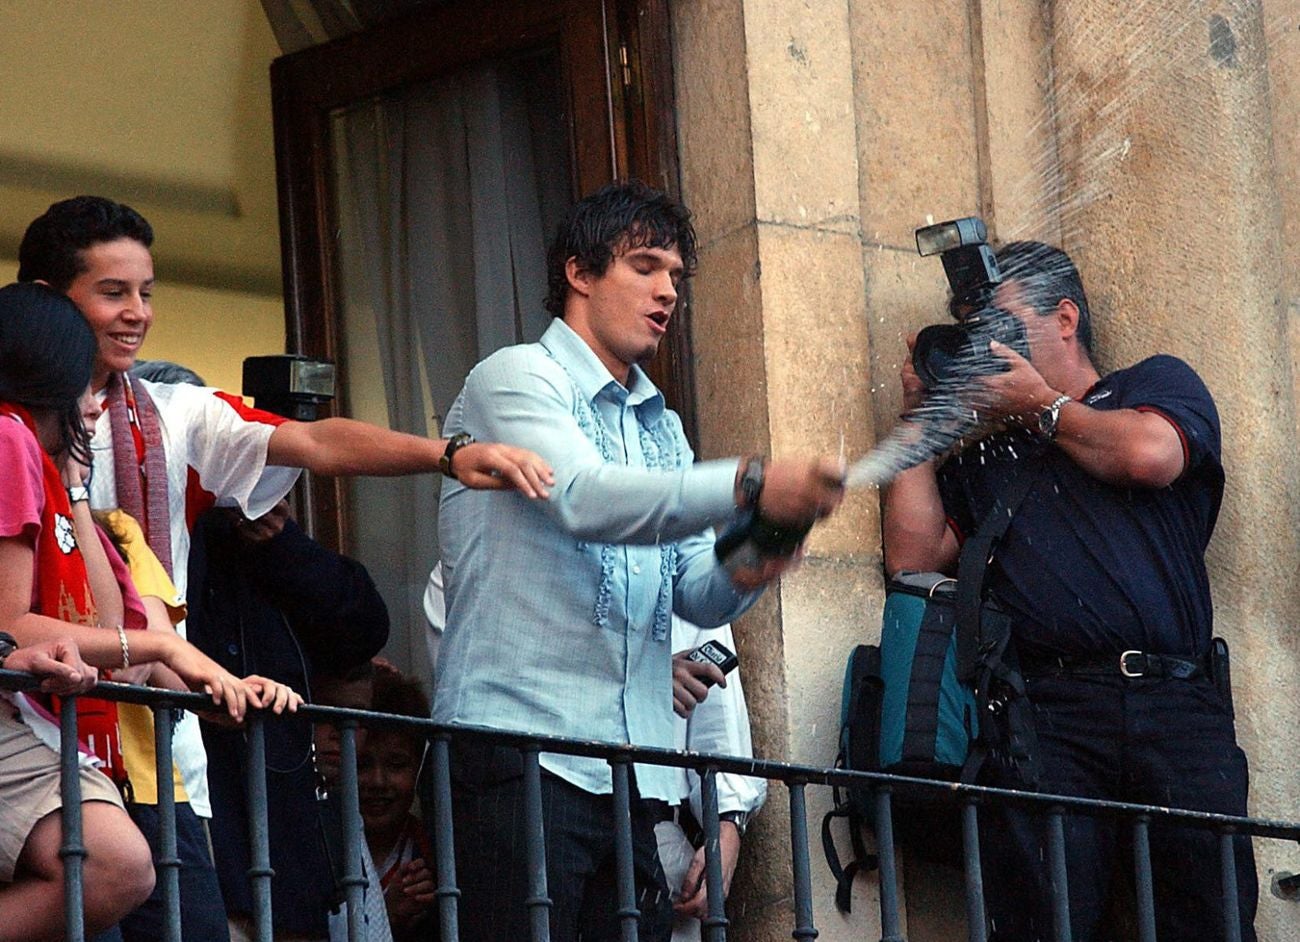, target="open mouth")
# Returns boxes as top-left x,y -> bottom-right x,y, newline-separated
646,311 -> 670,334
